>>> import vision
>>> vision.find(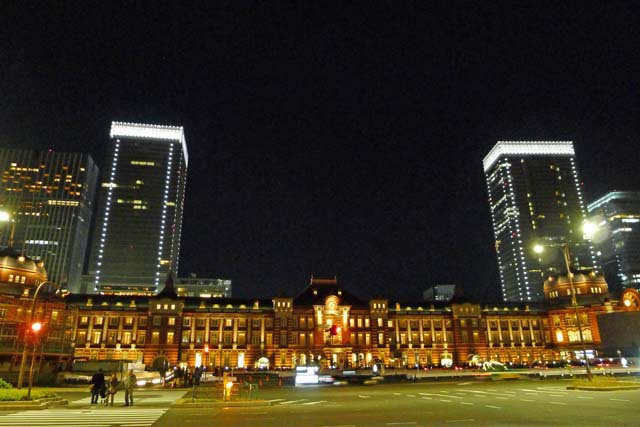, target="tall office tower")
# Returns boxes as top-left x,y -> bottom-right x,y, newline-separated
88,122 -> 188,294
588,191 -> 640,293
0,149 -> 98,290
483,141 -> 598,302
